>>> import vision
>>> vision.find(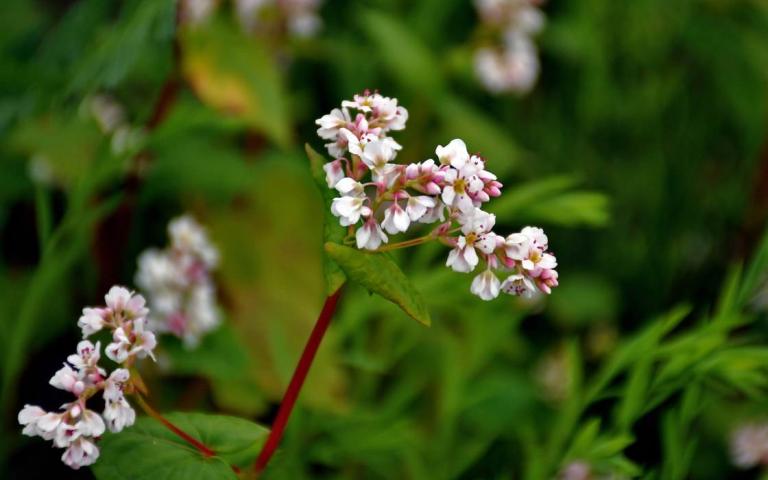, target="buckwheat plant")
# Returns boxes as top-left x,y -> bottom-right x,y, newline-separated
136,215 -> 220,348
473,0 -> 545,95
18,287 -> 156,469
316,90 -> 558,300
